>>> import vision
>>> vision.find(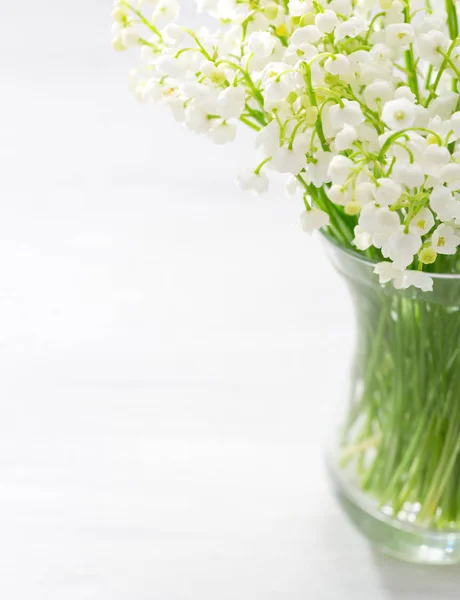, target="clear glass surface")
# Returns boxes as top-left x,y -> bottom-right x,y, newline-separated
325,237 -> 460,565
